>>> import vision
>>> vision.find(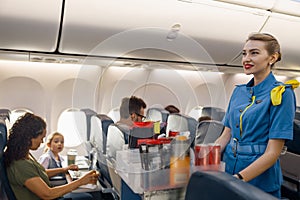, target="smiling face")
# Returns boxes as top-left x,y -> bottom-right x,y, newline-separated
49,134 -> 64,154
242,40 -> 275,77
